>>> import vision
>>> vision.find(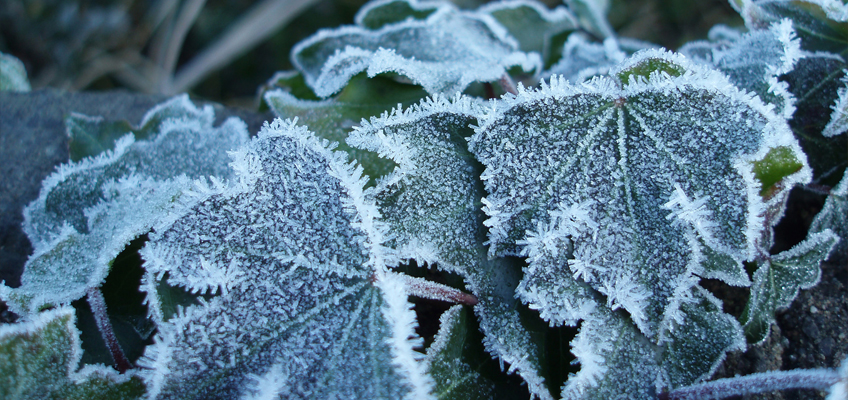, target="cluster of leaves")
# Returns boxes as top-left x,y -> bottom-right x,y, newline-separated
1,0 -> 847,399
